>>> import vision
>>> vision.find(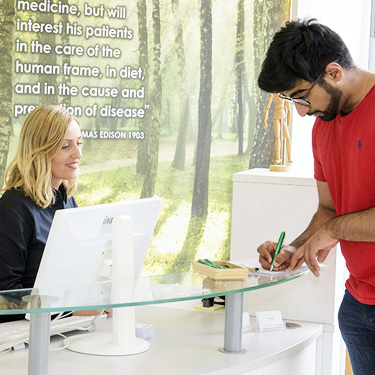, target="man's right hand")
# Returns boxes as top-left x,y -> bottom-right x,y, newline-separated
257,241 -> 296,271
